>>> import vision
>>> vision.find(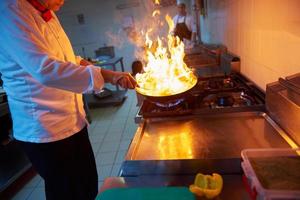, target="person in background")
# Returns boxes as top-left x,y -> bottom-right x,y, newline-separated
172,2 -> 197,48
0,0 -> 136,199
